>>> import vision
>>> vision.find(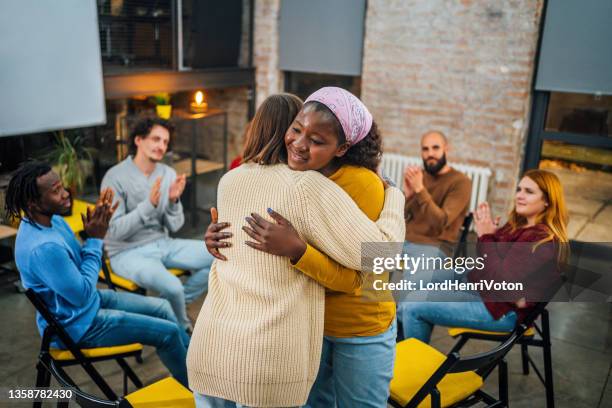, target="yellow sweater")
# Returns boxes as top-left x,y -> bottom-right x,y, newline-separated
187,163 -> 405,407
293,165 -> 395,337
